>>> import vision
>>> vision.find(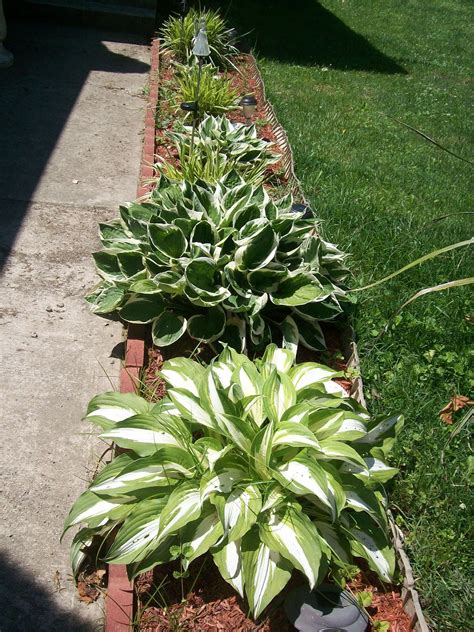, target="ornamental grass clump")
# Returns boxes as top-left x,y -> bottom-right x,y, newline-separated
64,344 -> 402,618
86,175 -> 349,353
161,8 -> 238,68
175,62 -> 239,117
159,115 -> 280,185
